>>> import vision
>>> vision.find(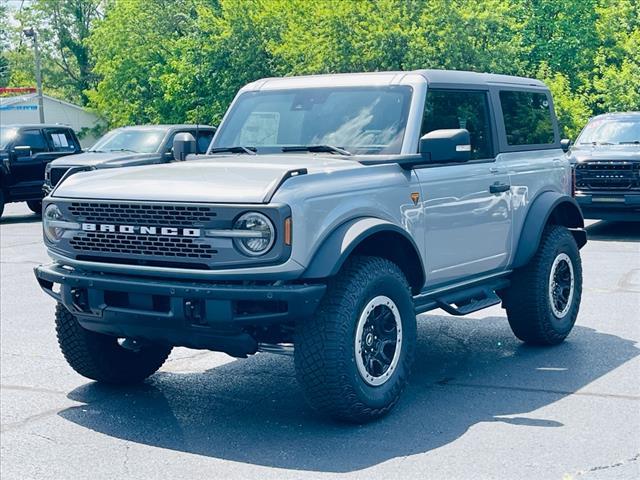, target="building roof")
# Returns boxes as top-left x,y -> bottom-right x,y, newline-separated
0,93 -> 96,113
